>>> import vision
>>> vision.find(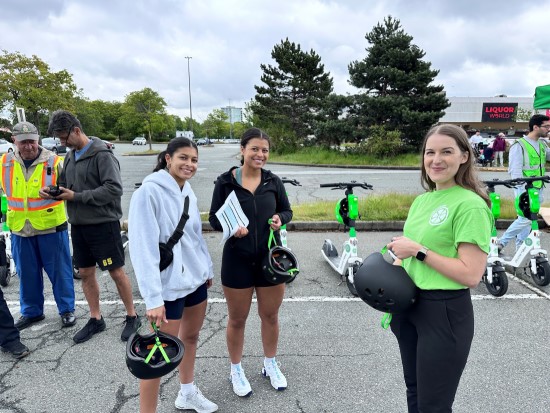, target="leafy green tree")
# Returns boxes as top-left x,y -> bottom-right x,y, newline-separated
202,109 -> 229,139
120,88 -> 168,149
515,107 -> 533,122
74,97 -> 105,137
0,50 -> 78,133
183,117 -> 203,138
254,38 -> 333,146
348,16 -> 449,148
313,94 -> 353,148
